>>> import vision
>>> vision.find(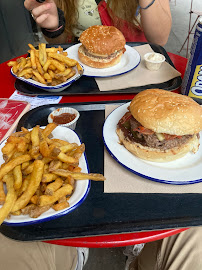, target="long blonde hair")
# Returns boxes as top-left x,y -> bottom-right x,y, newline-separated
55,0 -> 140,39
